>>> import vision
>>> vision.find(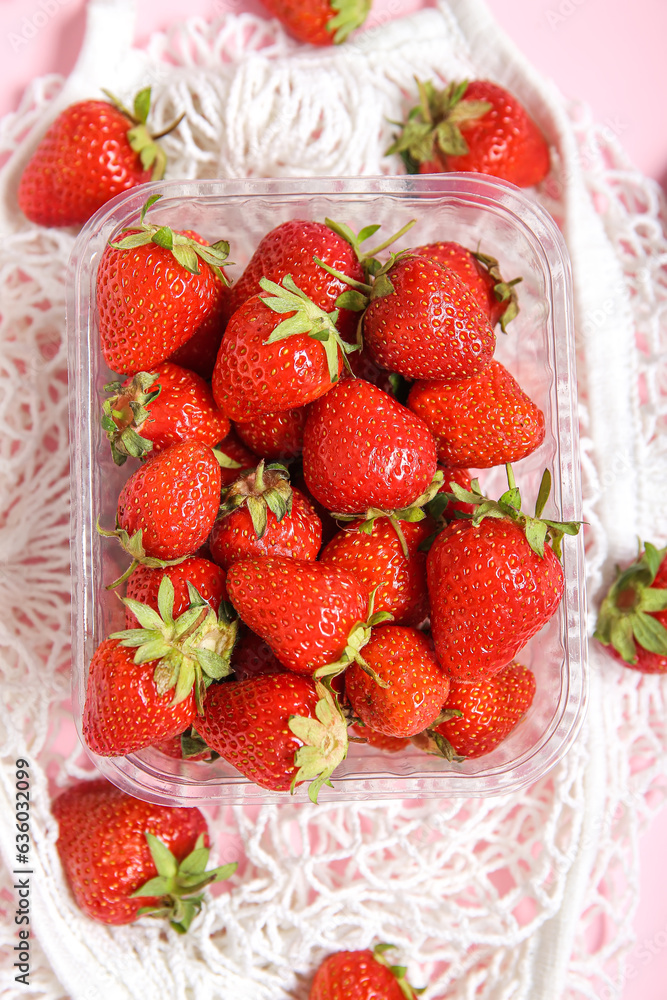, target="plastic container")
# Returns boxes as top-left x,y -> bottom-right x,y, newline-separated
67,175 -> 587,806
